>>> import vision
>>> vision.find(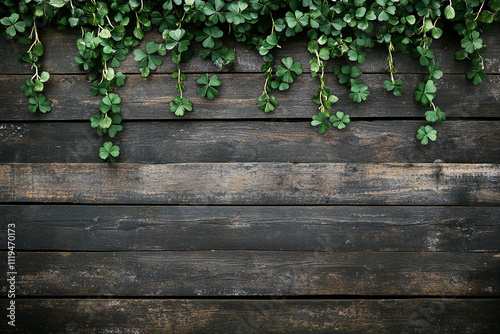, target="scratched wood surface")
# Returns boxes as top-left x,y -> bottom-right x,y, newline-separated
1,24 -> 499,333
